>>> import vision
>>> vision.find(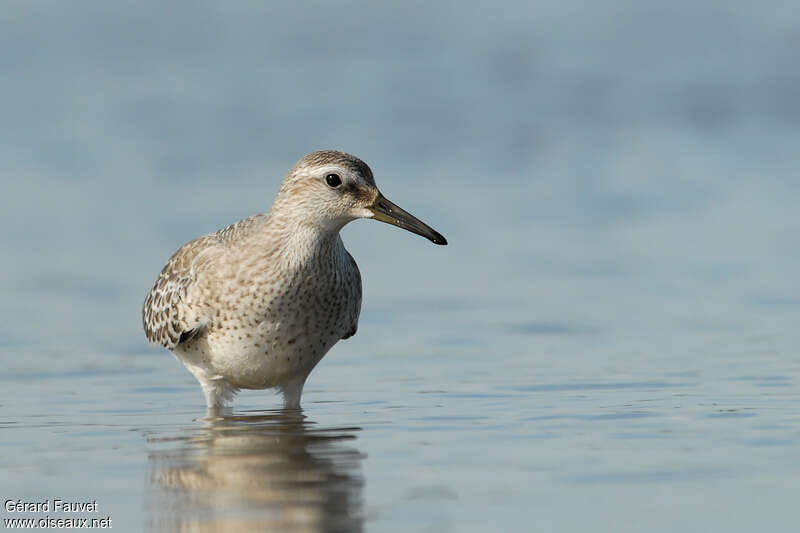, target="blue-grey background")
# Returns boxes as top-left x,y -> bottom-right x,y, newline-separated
1,1 -> 799,531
